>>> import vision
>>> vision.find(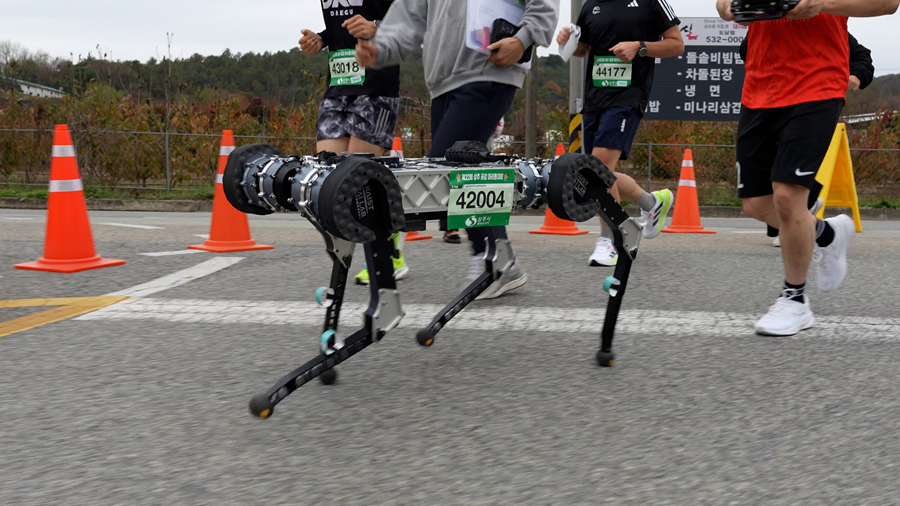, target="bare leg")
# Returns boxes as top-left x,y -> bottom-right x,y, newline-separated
592,146 -> 647,206
592,147 -> 622,202
317,137 -> 350,154
348,136 -> 386,156
743,184 -> 815,285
